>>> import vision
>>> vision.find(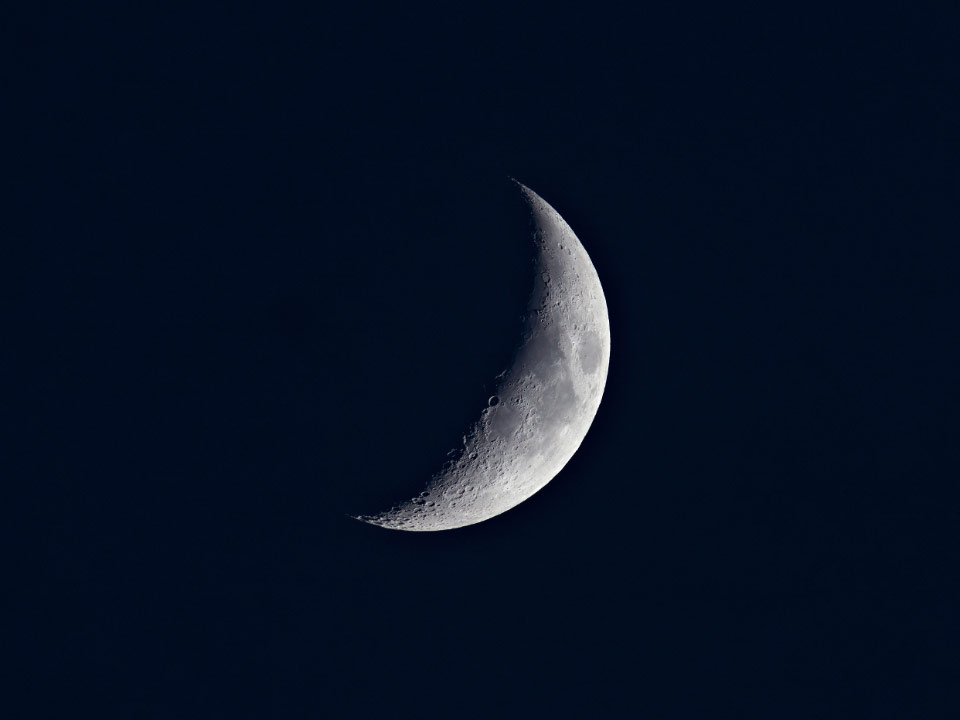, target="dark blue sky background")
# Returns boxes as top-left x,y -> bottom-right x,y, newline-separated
6,3 -> 958,717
